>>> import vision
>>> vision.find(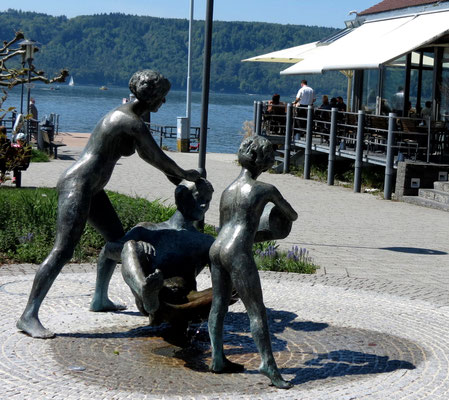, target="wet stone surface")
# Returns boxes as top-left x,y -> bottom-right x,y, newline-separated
49,320 -> 423,396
